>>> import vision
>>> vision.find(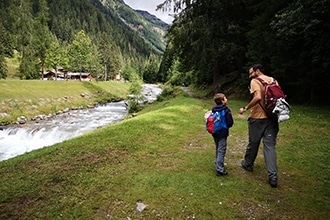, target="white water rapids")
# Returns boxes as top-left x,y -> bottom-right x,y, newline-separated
0,84 -> 162,161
